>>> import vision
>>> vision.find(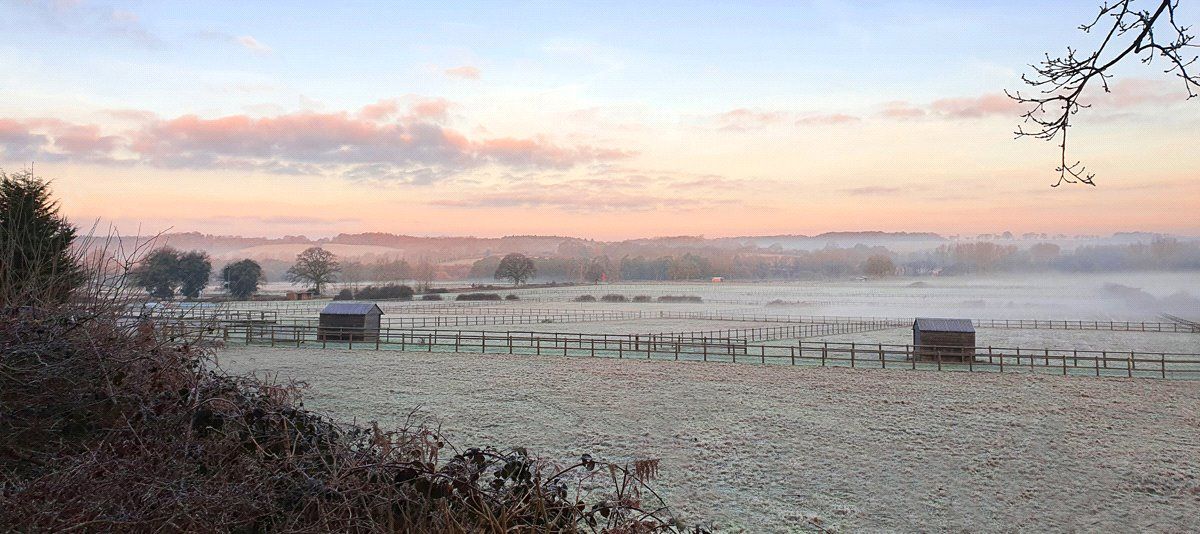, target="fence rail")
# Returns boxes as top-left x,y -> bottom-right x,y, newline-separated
134,303 -> 1200,334
170,323 -> 1200,380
